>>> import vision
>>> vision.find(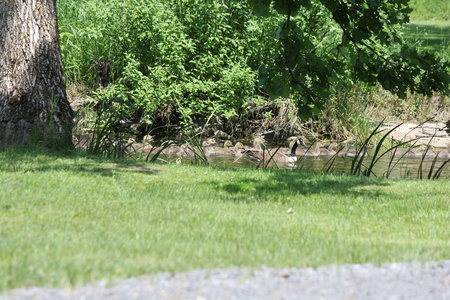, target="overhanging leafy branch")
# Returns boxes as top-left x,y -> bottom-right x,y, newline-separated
250,0 -> 450,117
